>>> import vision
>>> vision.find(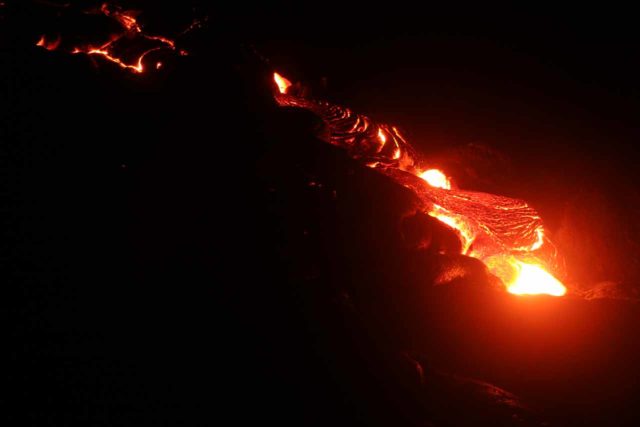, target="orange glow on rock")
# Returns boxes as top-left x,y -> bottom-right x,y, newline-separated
419,169 -> 451,190
273,72 -> 292,94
